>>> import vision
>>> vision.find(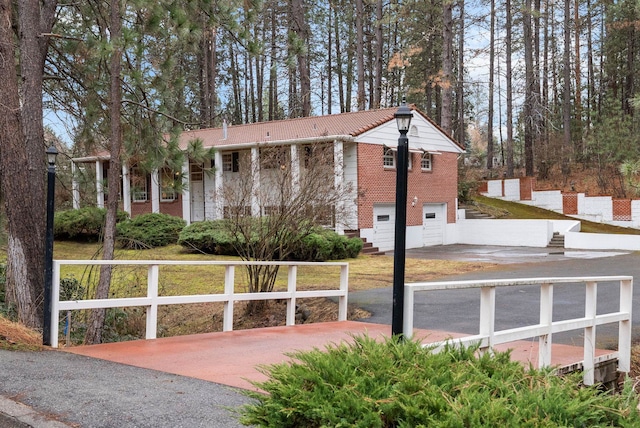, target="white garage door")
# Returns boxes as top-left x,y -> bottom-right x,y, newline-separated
373,204 -> 396,252
423,203 -> 445,246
